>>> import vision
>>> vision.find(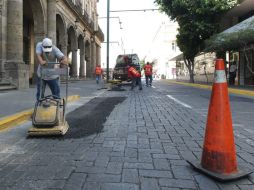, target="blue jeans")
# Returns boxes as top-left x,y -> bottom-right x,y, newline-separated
96,75 -> 101,84
36,77 -> 60,100
145,75 -> 152,86
131,77 -> 142,90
